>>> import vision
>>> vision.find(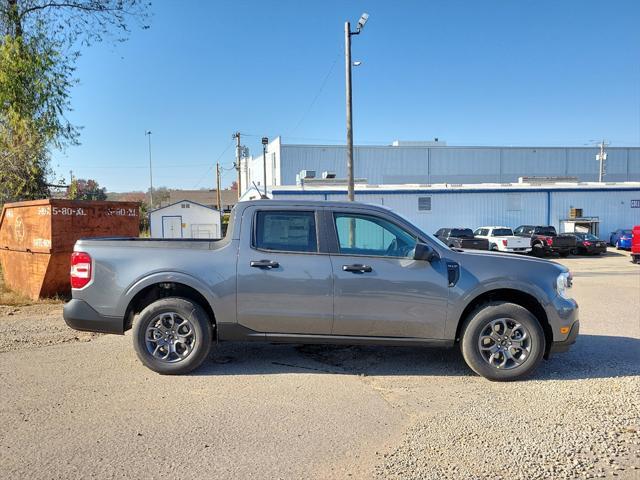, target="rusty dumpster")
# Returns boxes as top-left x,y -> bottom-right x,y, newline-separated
0,199 -> 140,300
